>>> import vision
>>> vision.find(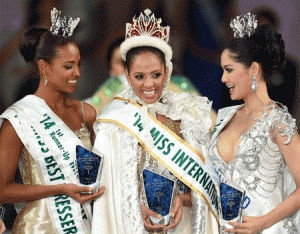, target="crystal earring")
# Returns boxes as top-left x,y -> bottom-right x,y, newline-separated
161,81 -> 168,104
45,74 -> 48,86
251,75 -> 257,93
125,85 -> 133,100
